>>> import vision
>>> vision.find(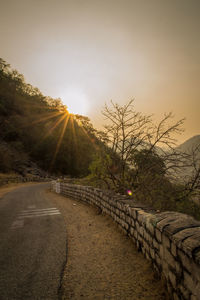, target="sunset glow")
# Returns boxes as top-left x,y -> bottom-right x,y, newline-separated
0,0 -> 199,143
59,88 -> 89,116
